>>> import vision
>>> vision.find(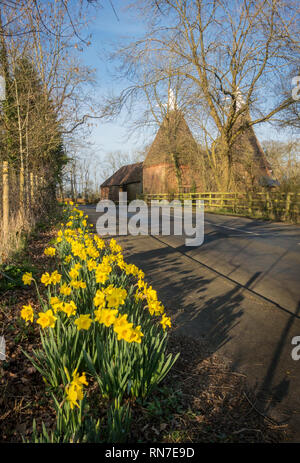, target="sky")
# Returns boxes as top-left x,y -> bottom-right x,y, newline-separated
80,1 -> 151,161
79,0 -> 294,171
